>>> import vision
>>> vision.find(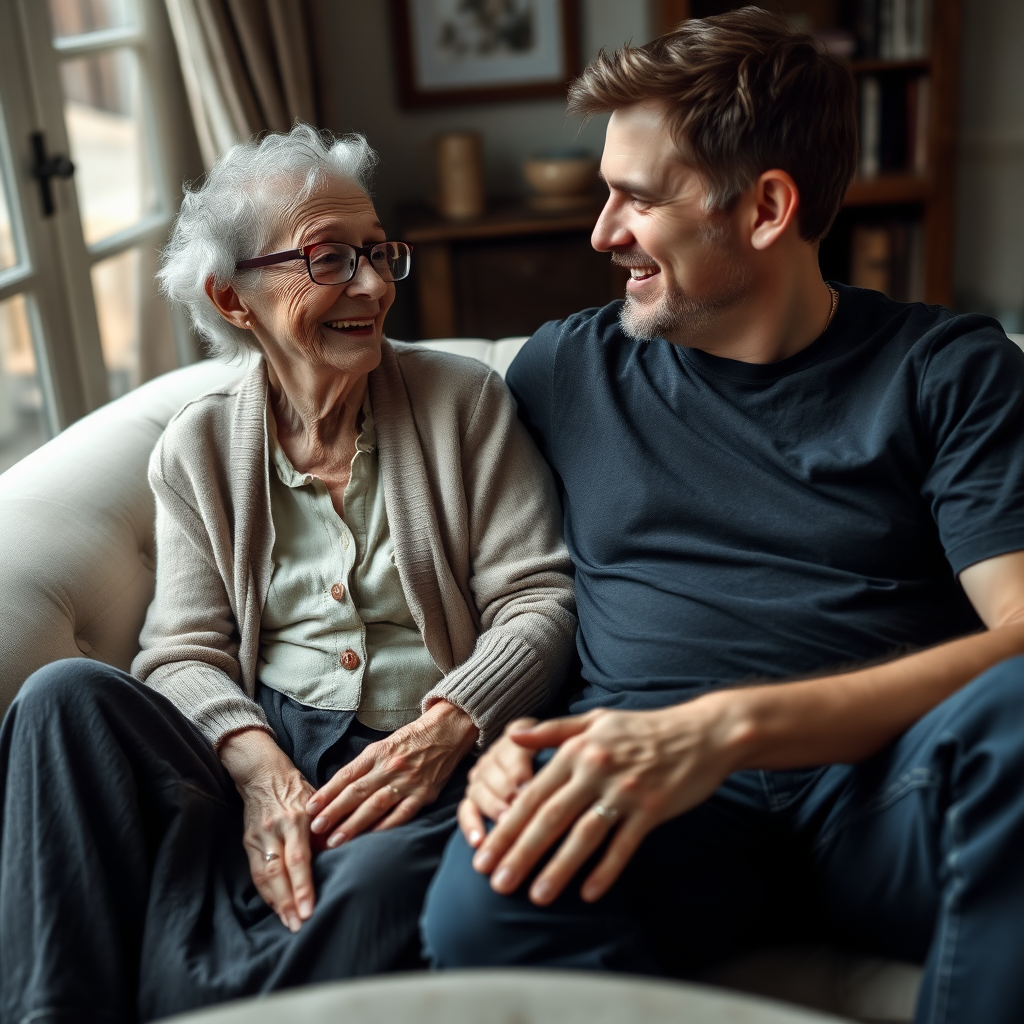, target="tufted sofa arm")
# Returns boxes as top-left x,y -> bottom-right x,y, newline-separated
0,356 -> 257,711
